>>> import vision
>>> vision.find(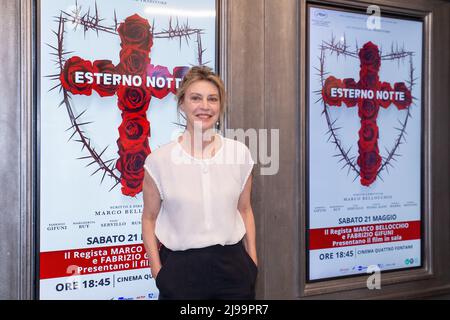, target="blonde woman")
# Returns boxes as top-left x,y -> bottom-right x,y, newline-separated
142,66 -> 257,300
